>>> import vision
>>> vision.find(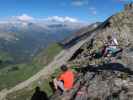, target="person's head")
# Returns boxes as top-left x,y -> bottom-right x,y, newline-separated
91,38 -> 94,42
107,35 -> 112,40
35,86 -> 40,92
61,65 -> 68,72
